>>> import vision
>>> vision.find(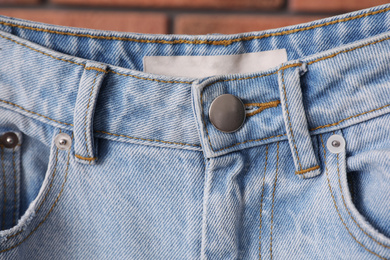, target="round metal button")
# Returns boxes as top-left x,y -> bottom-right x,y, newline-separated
209,94 -> 246,133
1,132 -> 19,149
